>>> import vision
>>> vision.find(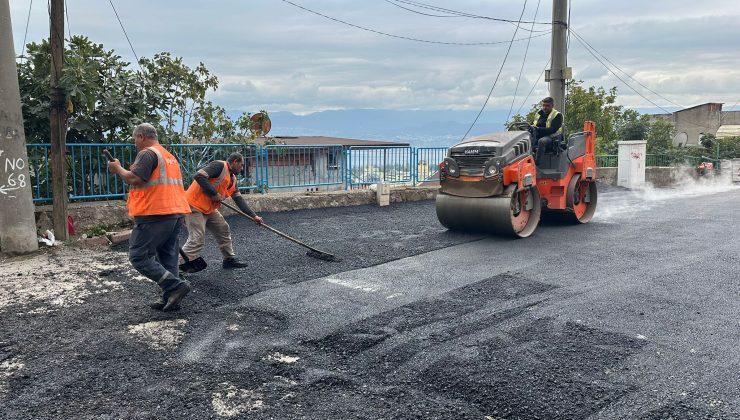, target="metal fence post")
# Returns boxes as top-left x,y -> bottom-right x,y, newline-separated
411,147 -> 417,186
261,146 -> 268,193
